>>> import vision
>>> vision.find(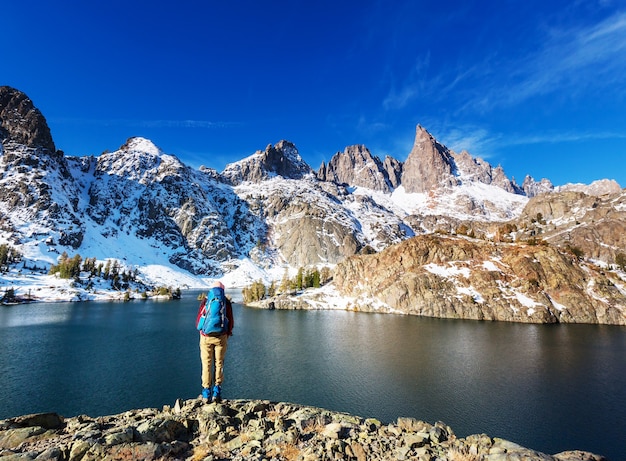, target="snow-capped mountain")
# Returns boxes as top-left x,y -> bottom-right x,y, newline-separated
82,136 -> 263,275
0,86 -> 623,302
